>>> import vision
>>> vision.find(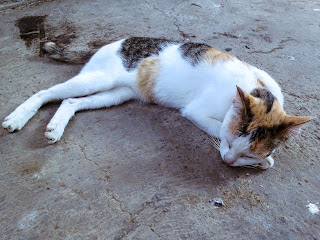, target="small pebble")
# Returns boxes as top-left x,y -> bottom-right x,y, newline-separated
212,197 -> 224,208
